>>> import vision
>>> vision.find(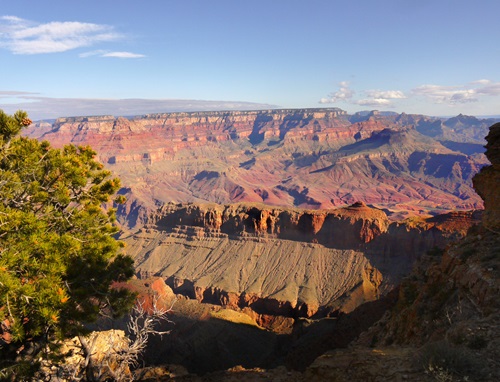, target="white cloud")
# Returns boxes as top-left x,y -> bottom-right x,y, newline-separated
1,15 -> 24,23
320,82 -> 404,108
101,51 -> 145,58
449,91 -> 477,103
0,16 -> 121,54
319,81 -> 355,104
355,98 -> 392,107
469,79 -> 491,85
476,82 -> 500,96
411,81 -> 500,104
78,49 -> 107,58
364,90 -> 406,99
321,78 -> 500,110
79,50 -> 145,59
412,84 -> 458,99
